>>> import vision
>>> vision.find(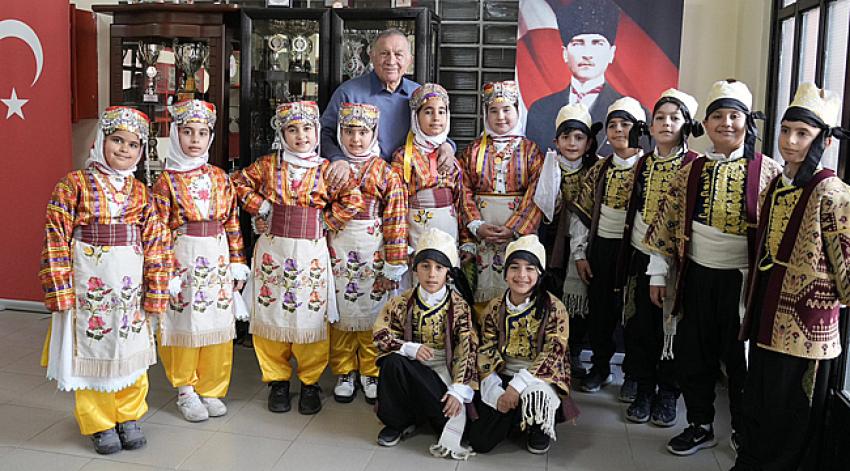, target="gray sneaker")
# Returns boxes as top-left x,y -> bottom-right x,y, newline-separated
90,427 -> 122,455
117,421 -> 147,450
